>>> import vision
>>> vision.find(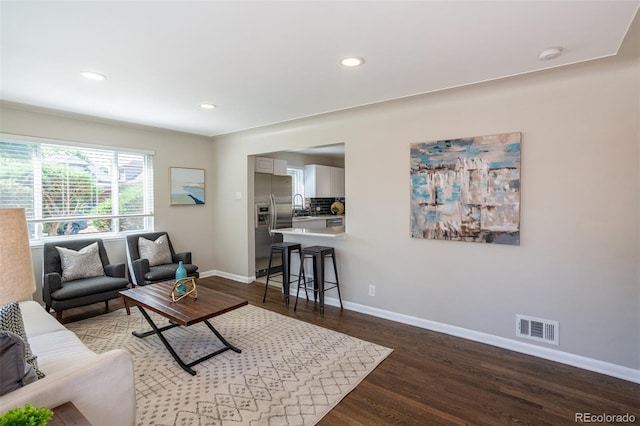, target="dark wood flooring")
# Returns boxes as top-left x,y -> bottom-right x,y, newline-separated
61,276 -> 639,425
